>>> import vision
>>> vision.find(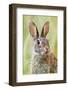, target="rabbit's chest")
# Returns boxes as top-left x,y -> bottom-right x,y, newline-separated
31,55 -> 50,74
32,55 -> 49,65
